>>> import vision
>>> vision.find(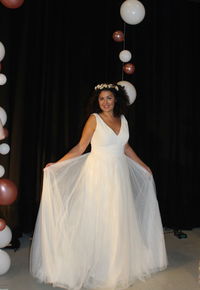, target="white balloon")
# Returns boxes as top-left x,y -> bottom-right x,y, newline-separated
0,225 -> 12,248
0,165 -> 5,178
0,250 -> 11,275
120,0 -> 145,25
119,50 -> 132,62
0,42 -> 5,62
117,80 -> 136,104
0,143 -> 10,155
0,107 -> 7,126
0,74 -> 7,85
